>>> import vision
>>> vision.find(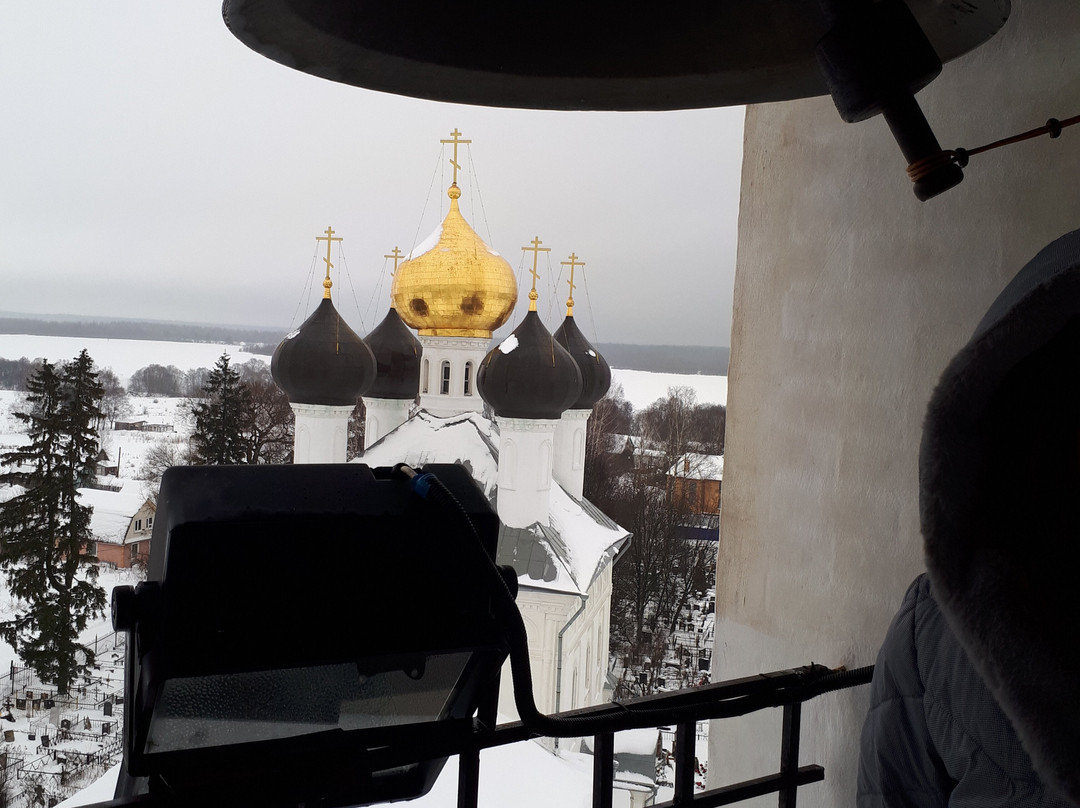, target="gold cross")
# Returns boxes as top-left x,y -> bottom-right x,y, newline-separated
316,226 -> 343,299
440,128 -> 472,186
384,246 -> 404,275
561,252 -> 585,316
522,236 -> 551,312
